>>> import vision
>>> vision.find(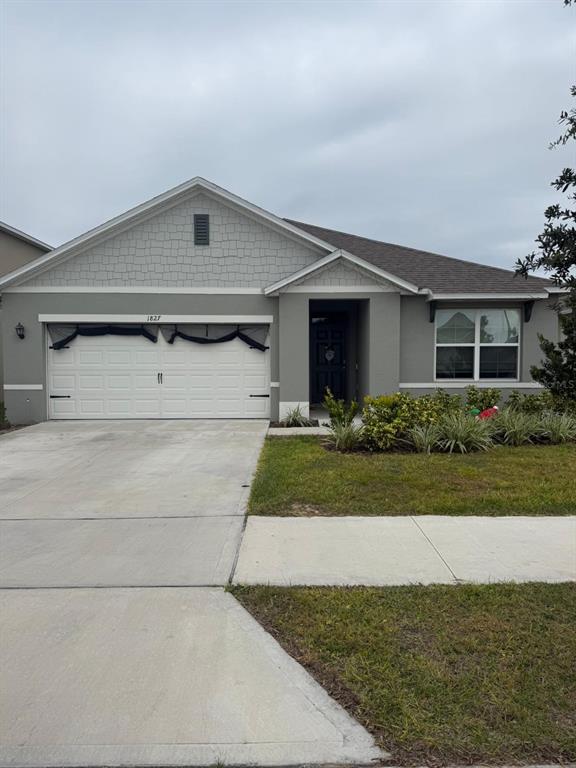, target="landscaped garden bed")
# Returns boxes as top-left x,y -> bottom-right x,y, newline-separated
232,582 -> 576,765
320,386 -> 576,454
